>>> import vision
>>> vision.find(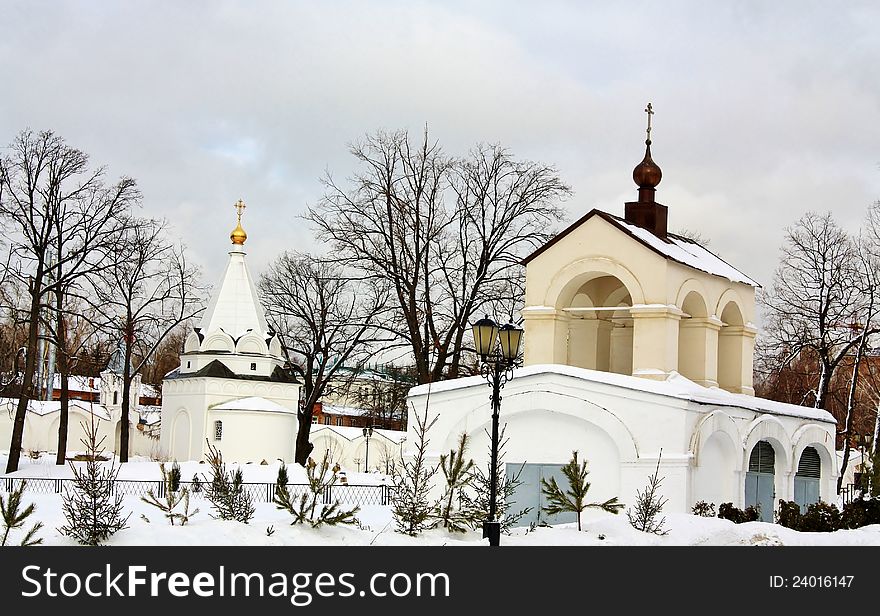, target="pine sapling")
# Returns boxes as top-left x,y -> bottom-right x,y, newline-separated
391,403 -> 439,536
274,452 -> 359,527
434,432 -> 478,532
541,451 -> 624,531
202,440 -> 255,523
461,425 -> 533,533
59,413 -> 130,545
1,480 -> 44,546
627,451 -> 669,535
141,462 -> 200,525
